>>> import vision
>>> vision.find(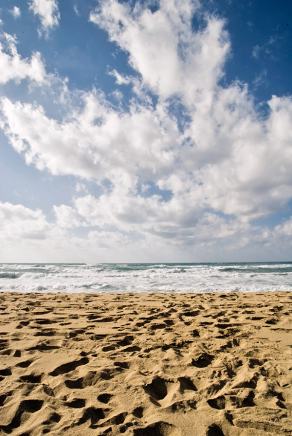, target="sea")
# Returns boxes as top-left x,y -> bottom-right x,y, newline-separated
0,262 -> 292,293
